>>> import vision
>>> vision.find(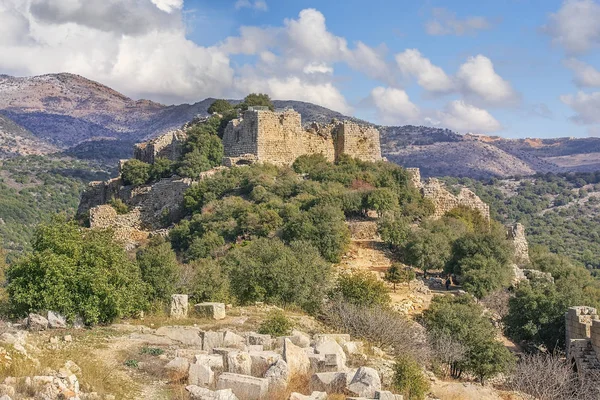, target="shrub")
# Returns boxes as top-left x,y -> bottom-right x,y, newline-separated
149,157 -> 174,181
331,271 -> 390,307
385,264 -> 415,291
208,99 -> 233,114
121,159 -> 151,186
109,197 -> 129,215
321,300 -> 427,358
190,258 -> 231,303
237,93 -> 274,111
124,359 -> 139,368
136,236 -> 179,303
140,347 -> 164,356
187,231 -> 225,261
401,228 -> 451,276
392,355 -> 430,400
6,218 -> 147,325
221,238 -> 331,313
258,310 -> 294,337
